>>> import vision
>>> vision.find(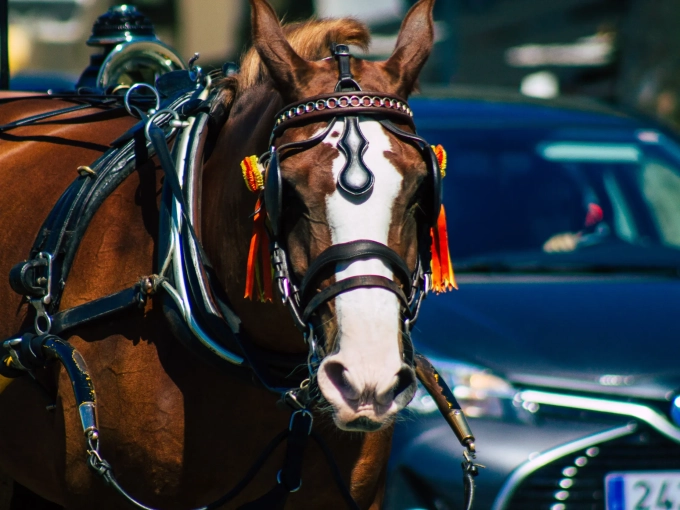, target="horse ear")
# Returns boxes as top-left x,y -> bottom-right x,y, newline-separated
250,0 -> 312,100
382,0 -> 436,98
